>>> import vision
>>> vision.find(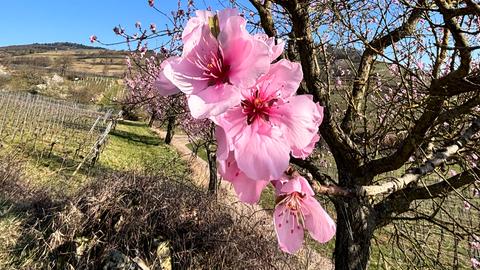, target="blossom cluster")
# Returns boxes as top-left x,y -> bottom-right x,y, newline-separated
153,8 -> 335,253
